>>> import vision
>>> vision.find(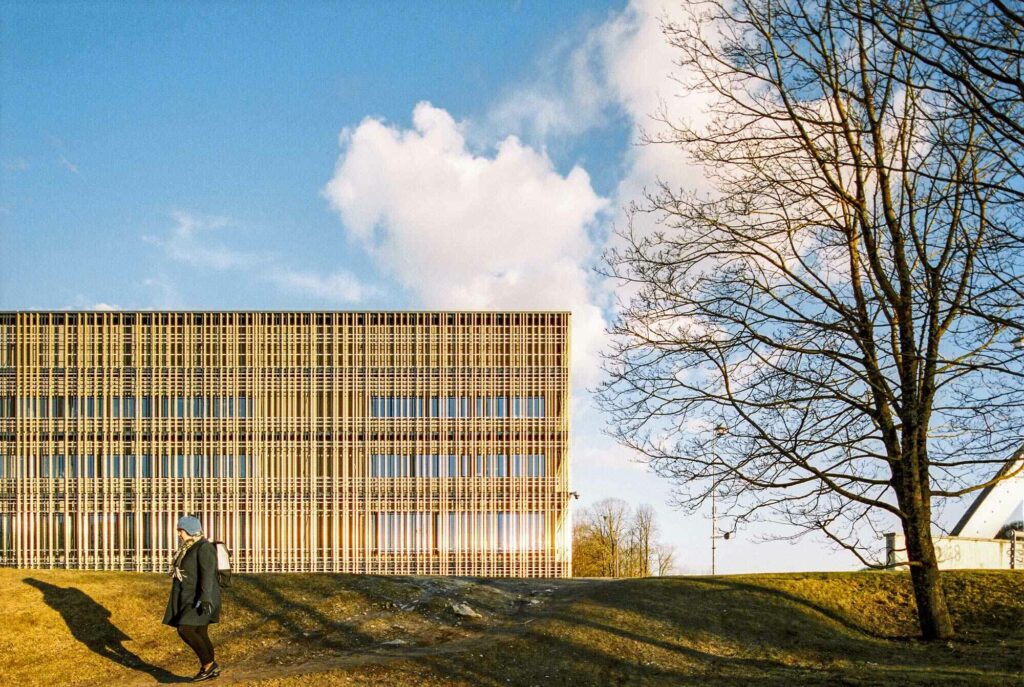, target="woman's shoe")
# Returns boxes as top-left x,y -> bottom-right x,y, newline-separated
191,662 -> 220,682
